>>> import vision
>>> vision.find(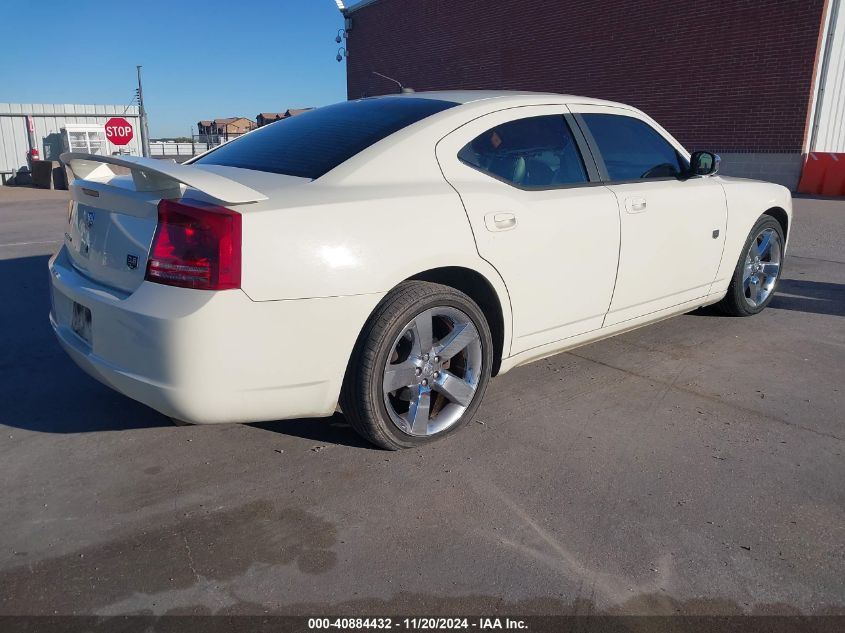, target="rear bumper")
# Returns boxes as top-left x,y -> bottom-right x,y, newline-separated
49,246 -> 382,423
